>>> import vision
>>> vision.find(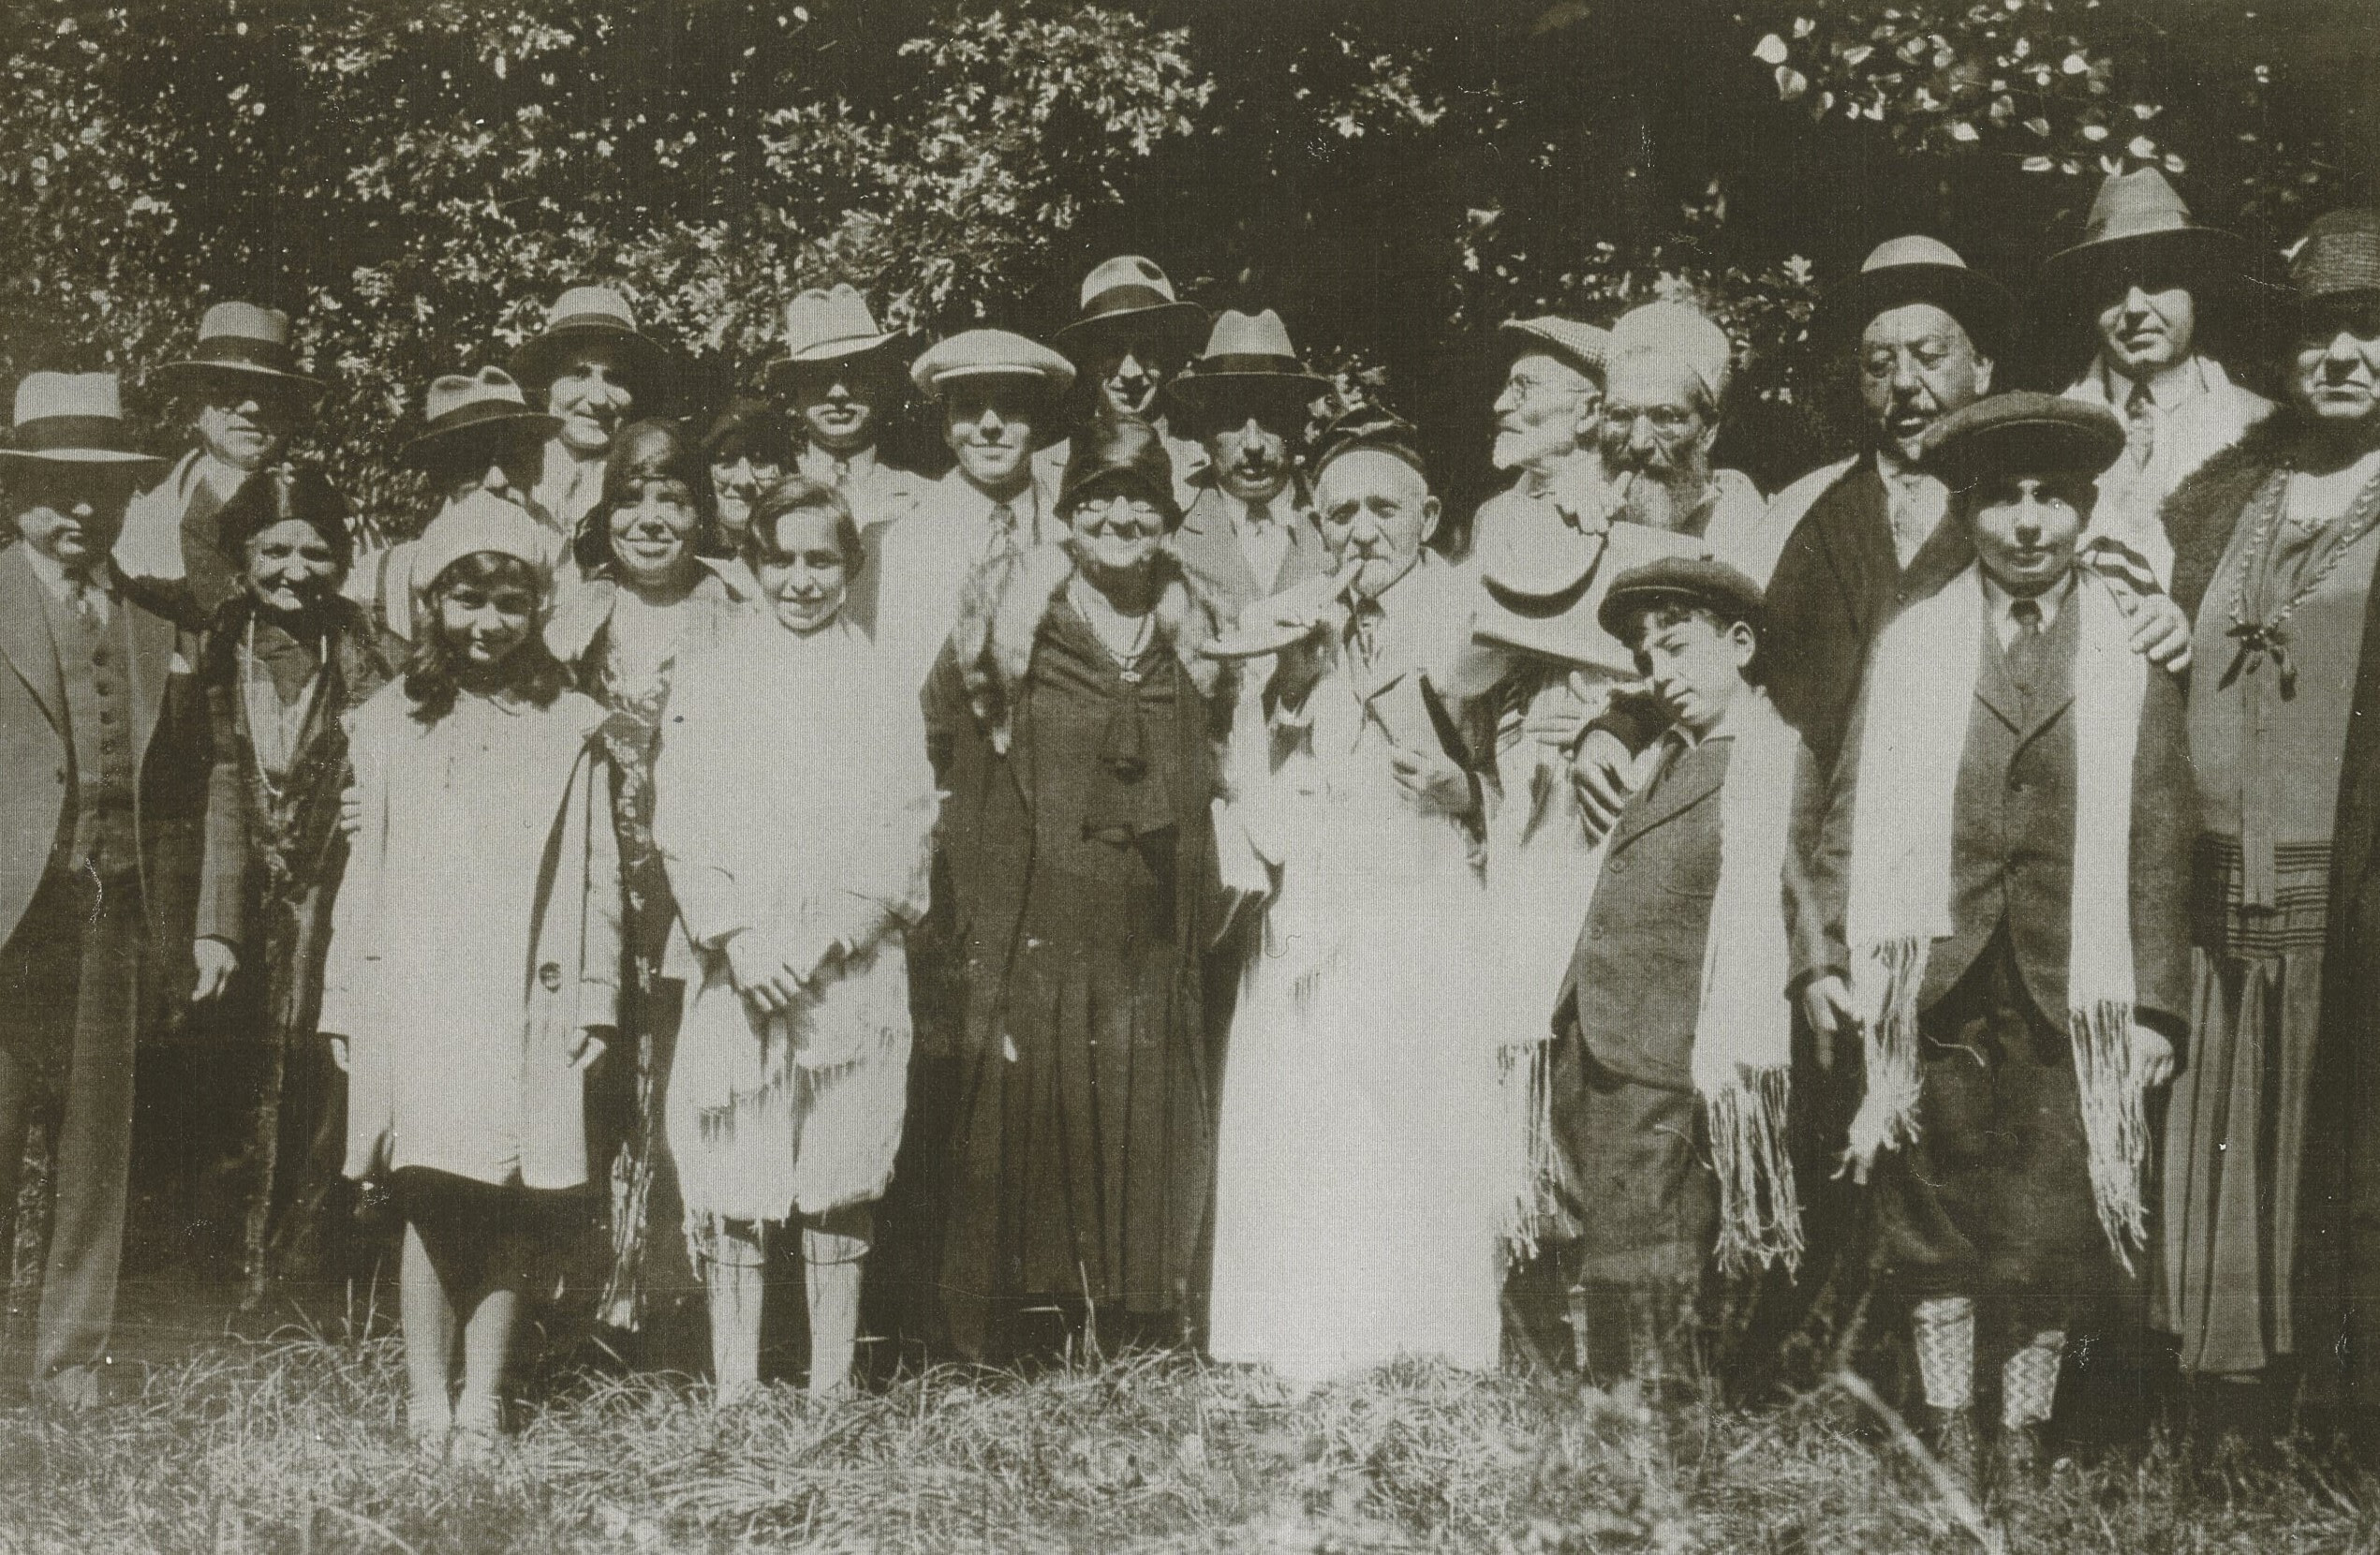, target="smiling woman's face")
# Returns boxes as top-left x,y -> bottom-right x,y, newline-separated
244,517 -> 345,617
604,476 -> 700,588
